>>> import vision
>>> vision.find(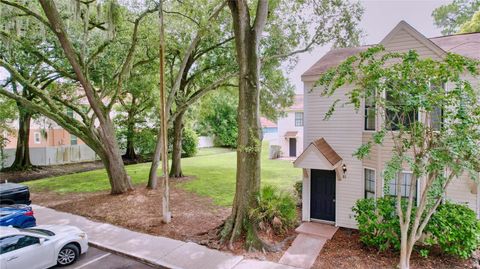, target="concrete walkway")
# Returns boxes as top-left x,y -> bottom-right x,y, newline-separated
278,222 -> 338,269
33,205 -> 298,269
